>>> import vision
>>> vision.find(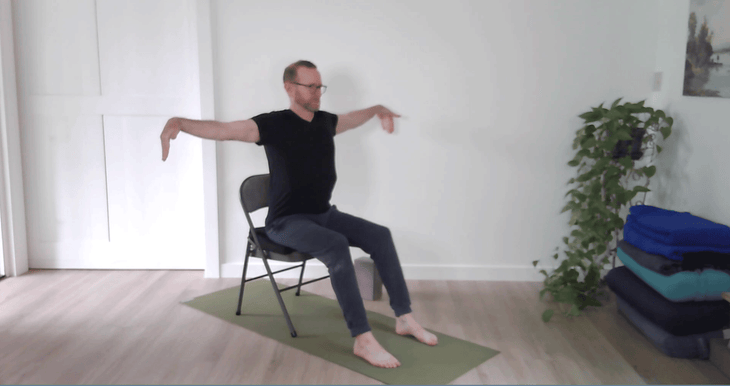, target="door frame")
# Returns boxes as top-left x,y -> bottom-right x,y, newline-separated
0,0 -> 28,278
0,0 -> 221,278
196,0 -> 220,278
